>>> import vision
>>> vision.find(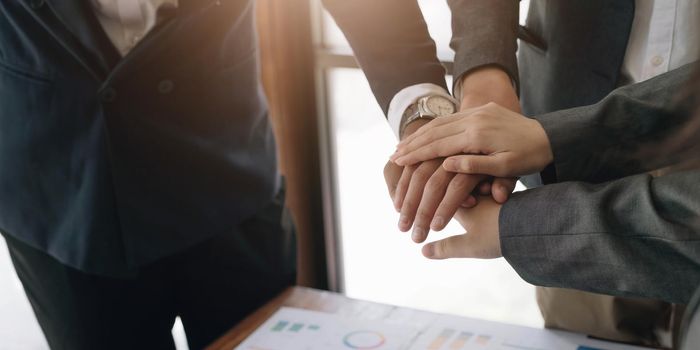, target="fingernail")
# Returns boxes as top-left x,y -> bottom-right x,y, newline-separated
423,244 -> 435,258
399,215 -> 410,231
394,156 -> 405,165
431,216 -> 445,230
412,226 -> 426,242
